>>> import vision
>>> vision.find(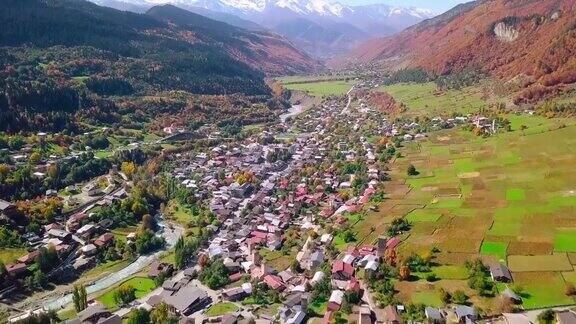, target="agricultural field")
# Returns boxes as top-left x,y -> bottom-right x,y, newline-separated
96,277 -> 156,311
384,116 -> 576,310
377,82 -> 488,117
281,80 -> 356,97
